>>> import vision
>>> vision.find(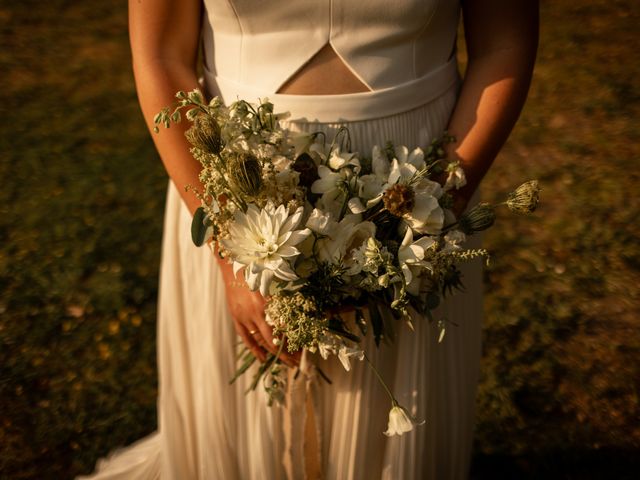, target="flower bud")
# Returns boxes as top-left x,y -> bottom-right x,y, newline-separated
378,273 -> 390,288
185,114 -> 223,154
507,180 -> 540,214
457,203 -> 496,235
229,154 -> 263,197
